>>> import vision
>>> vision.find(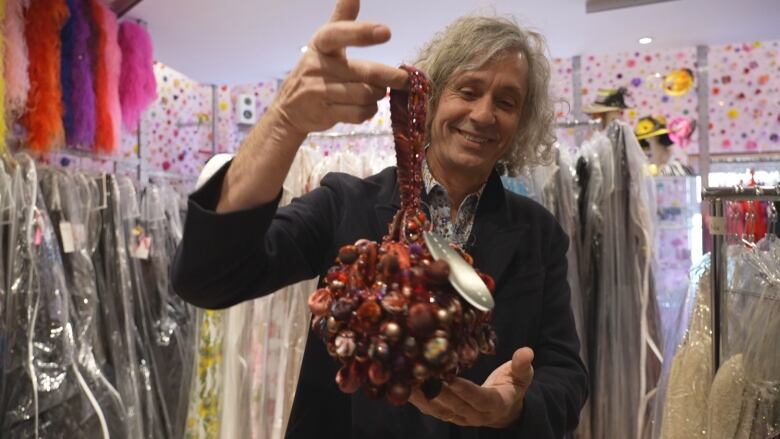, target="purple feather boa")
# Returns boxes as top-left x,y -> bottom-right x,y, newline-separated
63,0 -> 96,149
